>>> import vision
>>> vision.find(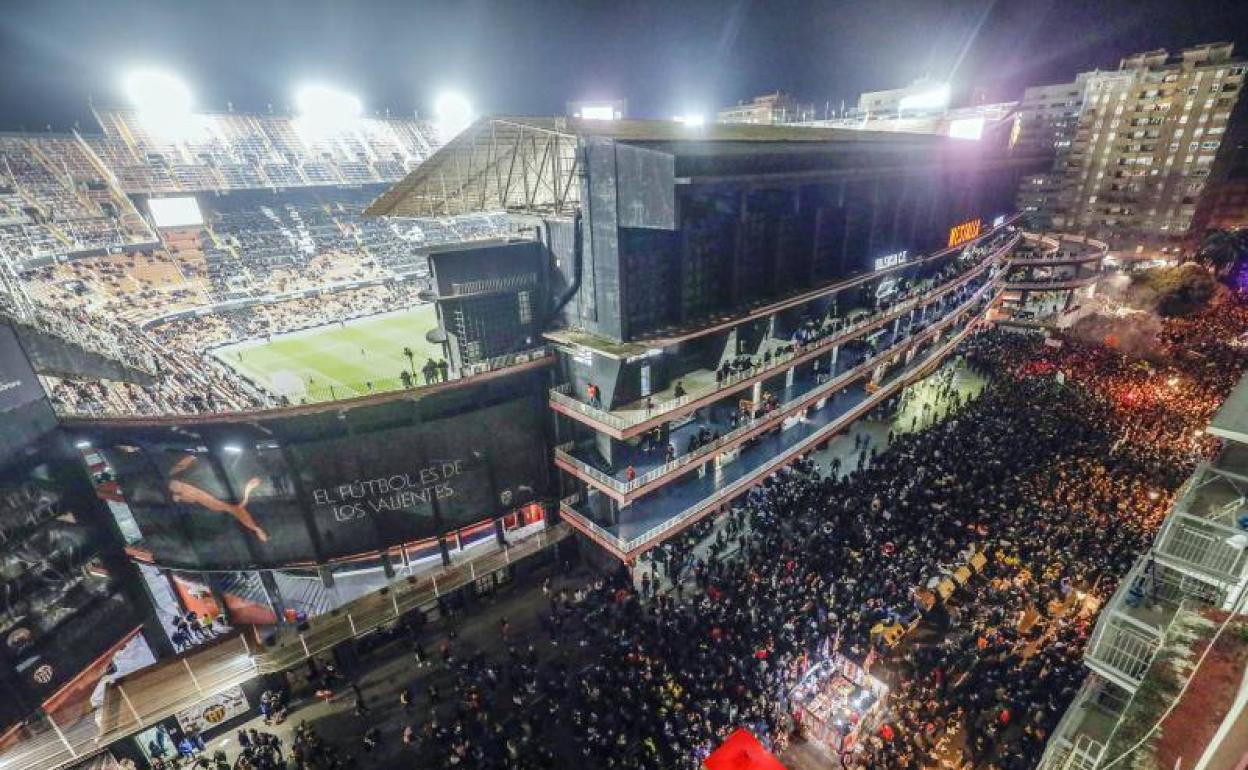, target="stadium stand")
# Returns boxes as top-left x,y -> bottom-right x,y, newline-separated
0,110 -> 515,418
